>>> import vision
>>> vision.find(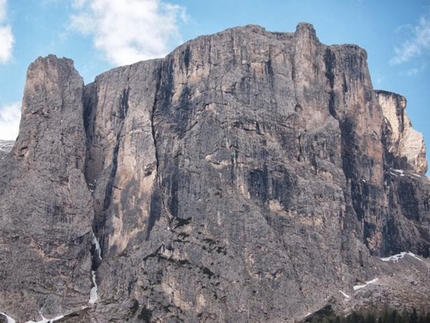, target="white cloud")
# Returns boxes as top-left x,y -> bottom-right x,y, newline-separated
70,0 -> 188,66
391,11 -> 430,65
0,102 -> 21,140
0,0 -> 5,22
0,25 -> 13,63
0,0 -> 14,64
